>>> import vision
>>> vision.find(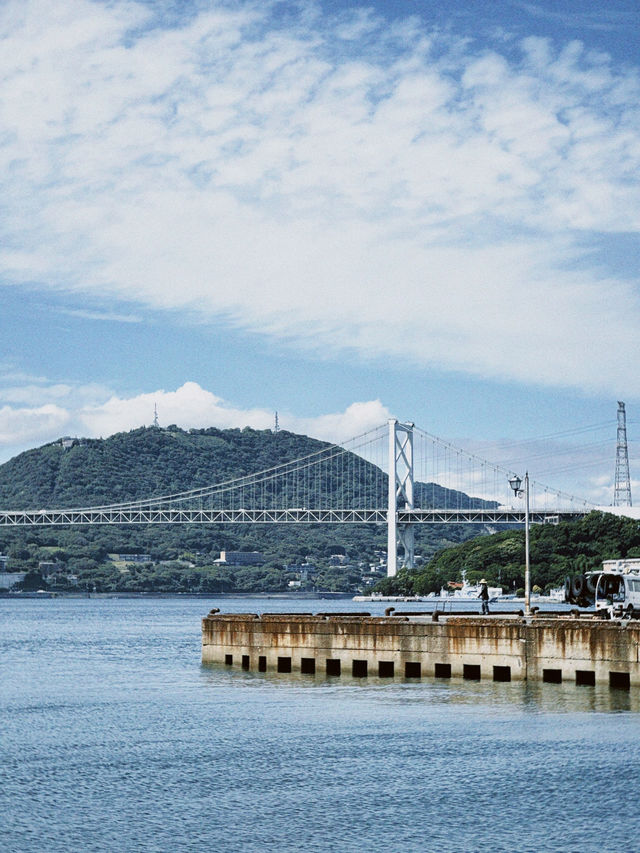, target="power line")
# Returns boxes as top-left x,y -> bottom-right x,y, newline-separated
478,420 -> 615,452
